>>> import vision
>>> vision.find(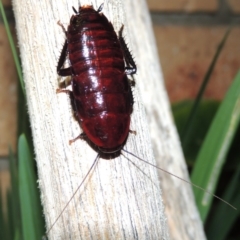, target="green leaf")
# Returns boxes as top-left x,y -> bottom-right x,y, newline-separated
172,100 -> 219,166
181,29 -> 231,150
14,229 -> 21,240
18,134 -> 44,240
8,148 -> 21,239
0,1 -> 25,96
206,164 -> 240,240
191,71 -> 240,221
